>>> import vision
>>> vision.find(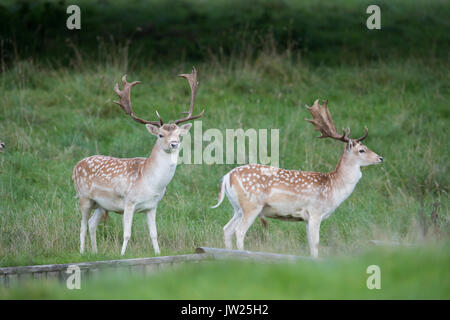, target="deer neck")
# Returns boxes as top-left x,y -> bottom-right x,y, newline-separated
142,143 -> 179,189
329,147 -> 362,202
